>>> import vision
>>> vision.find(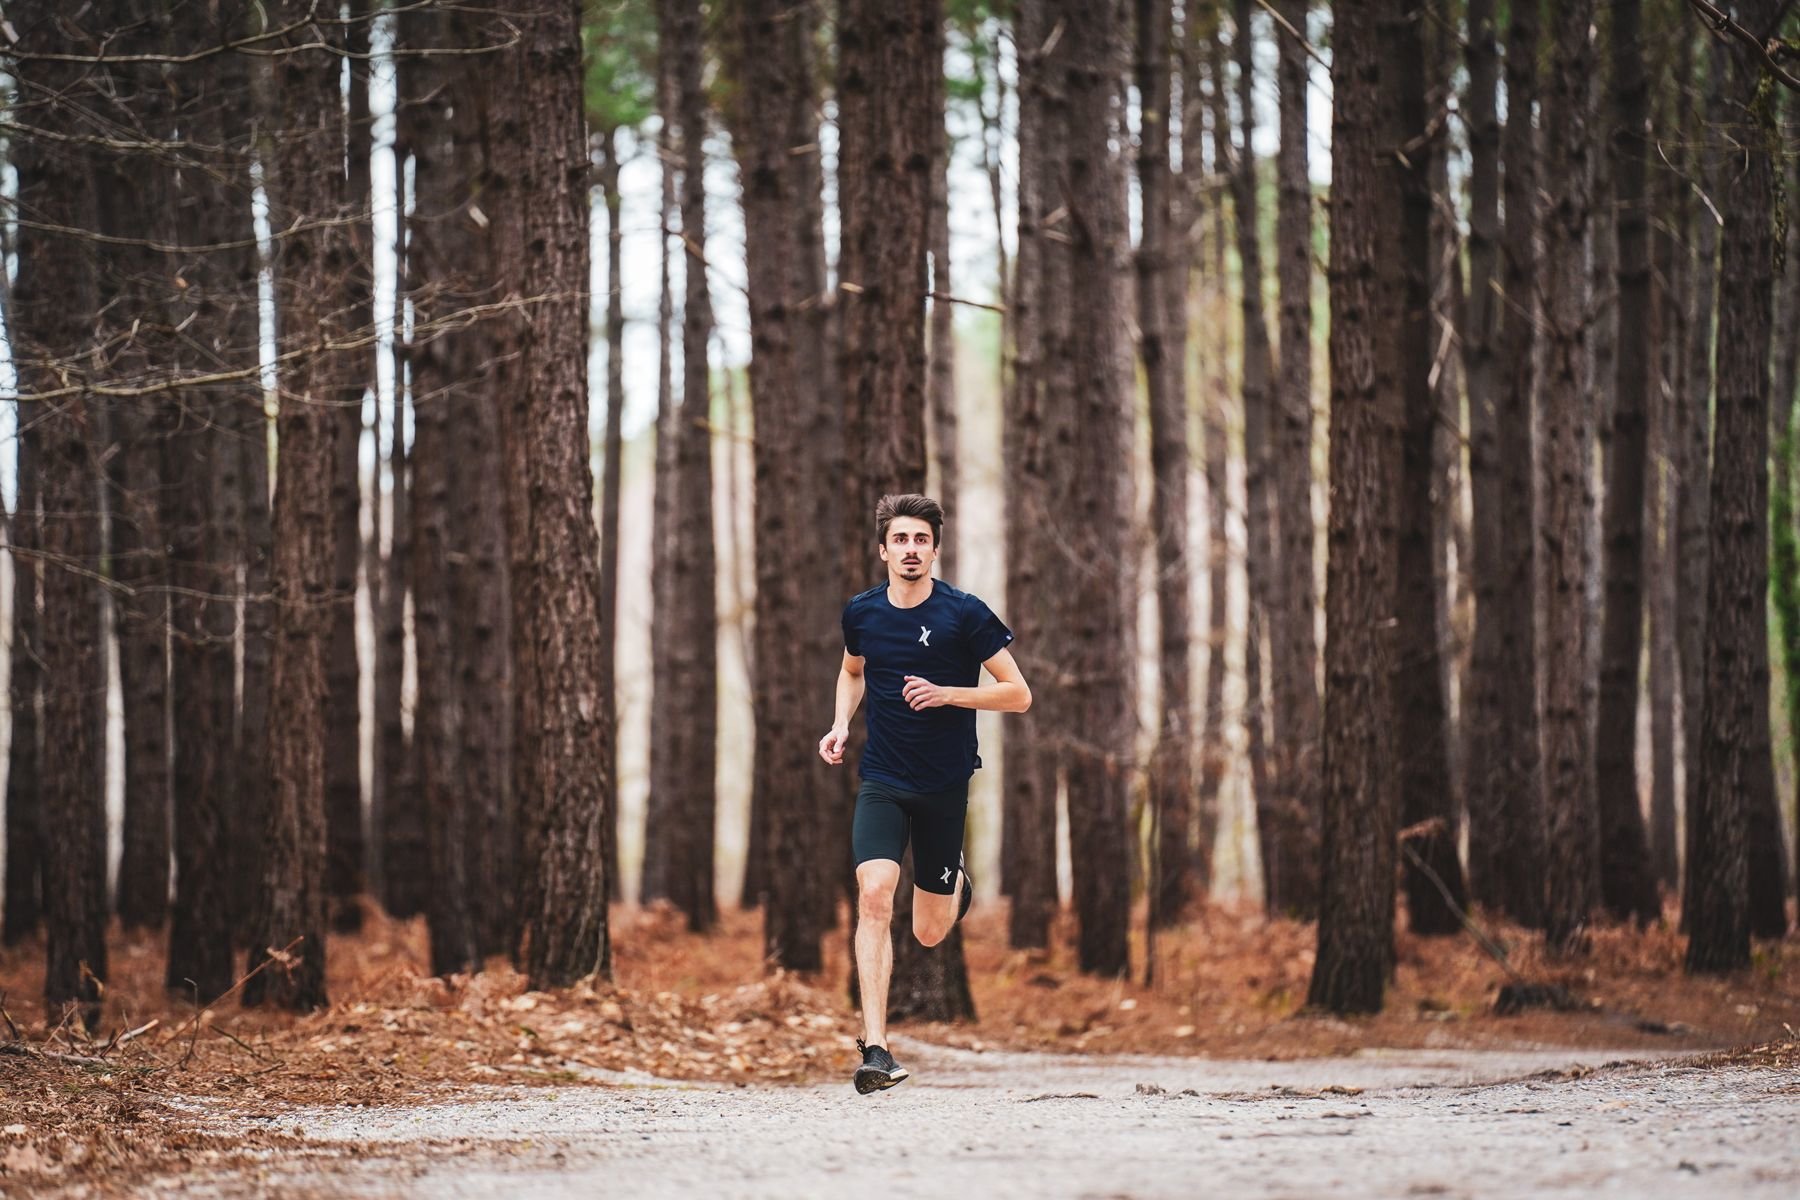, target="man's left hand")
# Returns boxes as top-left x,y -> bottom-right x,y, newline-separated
901,675 -> 950,711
